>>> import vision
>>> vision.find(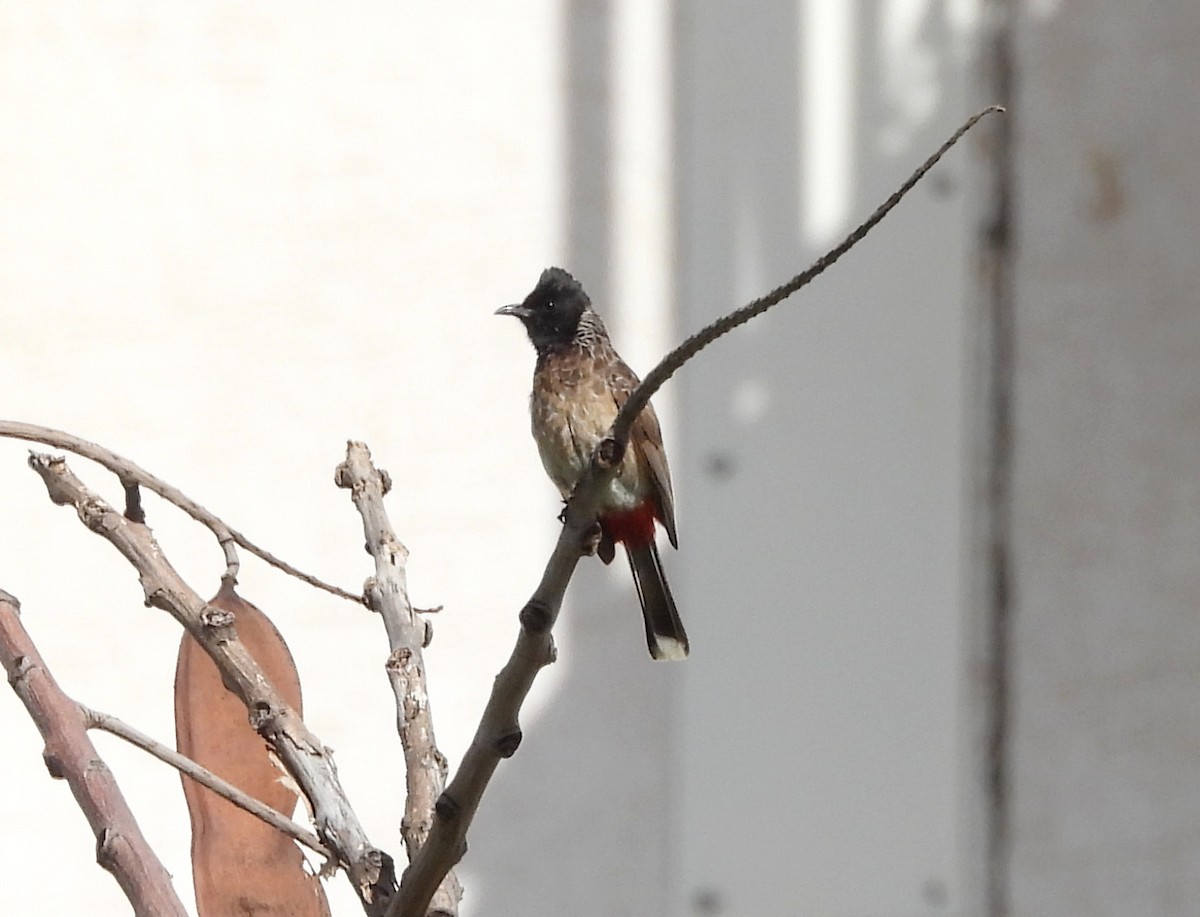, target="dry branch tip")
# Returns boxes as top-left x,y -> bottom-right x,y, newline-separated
600,104 -> 1006,455
5,421 -> 360,602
